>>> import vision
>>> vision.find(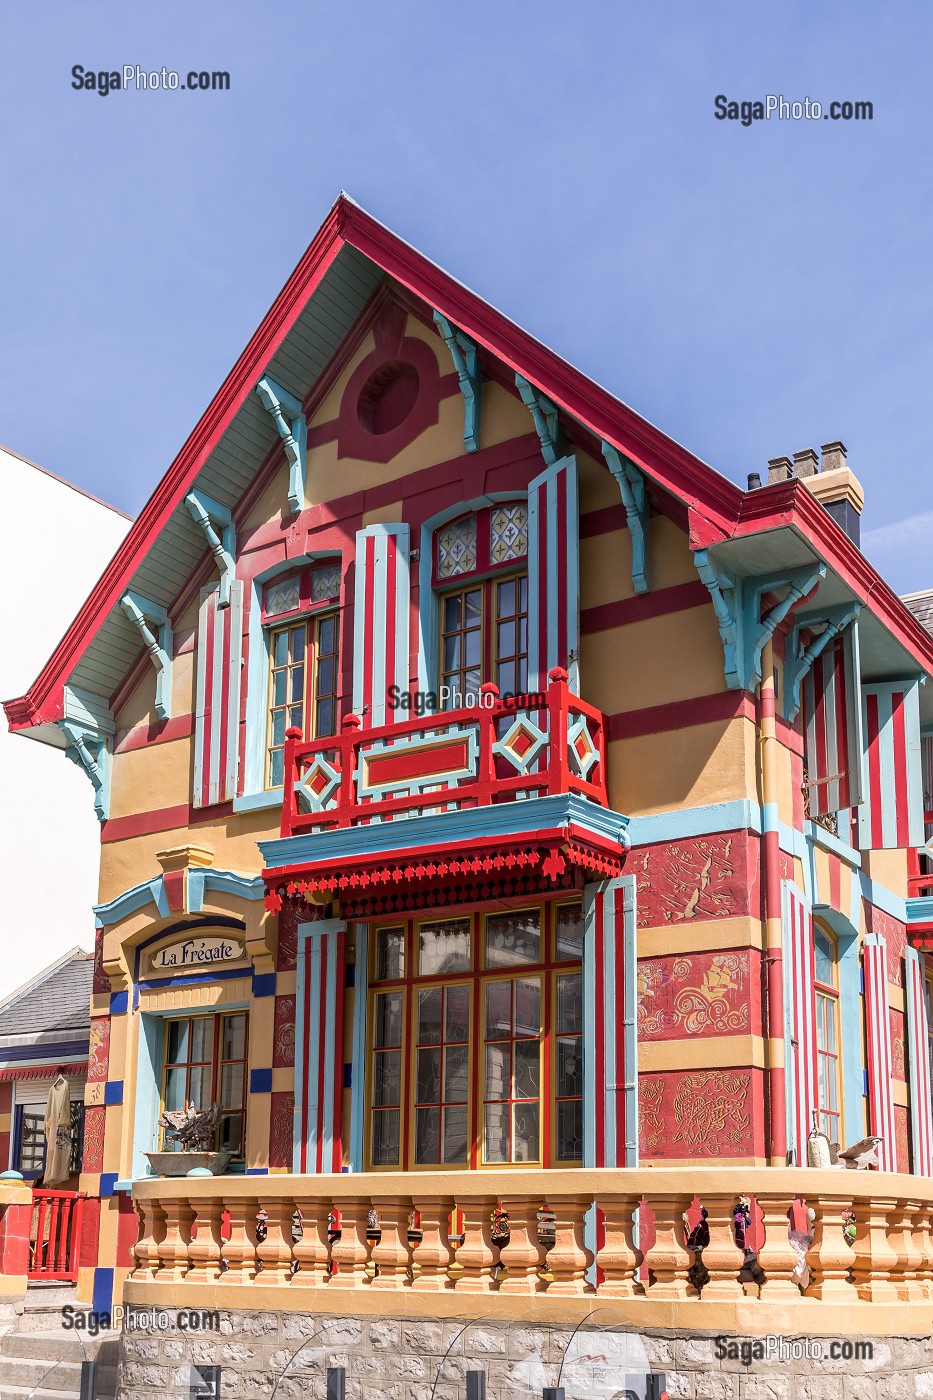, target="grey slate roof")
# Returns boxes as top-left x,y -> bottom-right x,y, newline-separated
903,590 -> 933,637
0,952 -> 93,1038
